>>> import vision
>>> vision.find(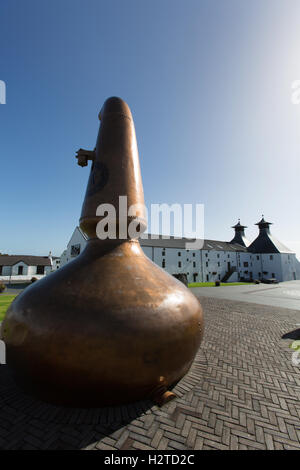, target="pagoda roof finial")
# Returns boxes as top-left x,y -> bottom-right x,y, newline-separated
231,219 -> 247,229
255,215 -> 272,227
